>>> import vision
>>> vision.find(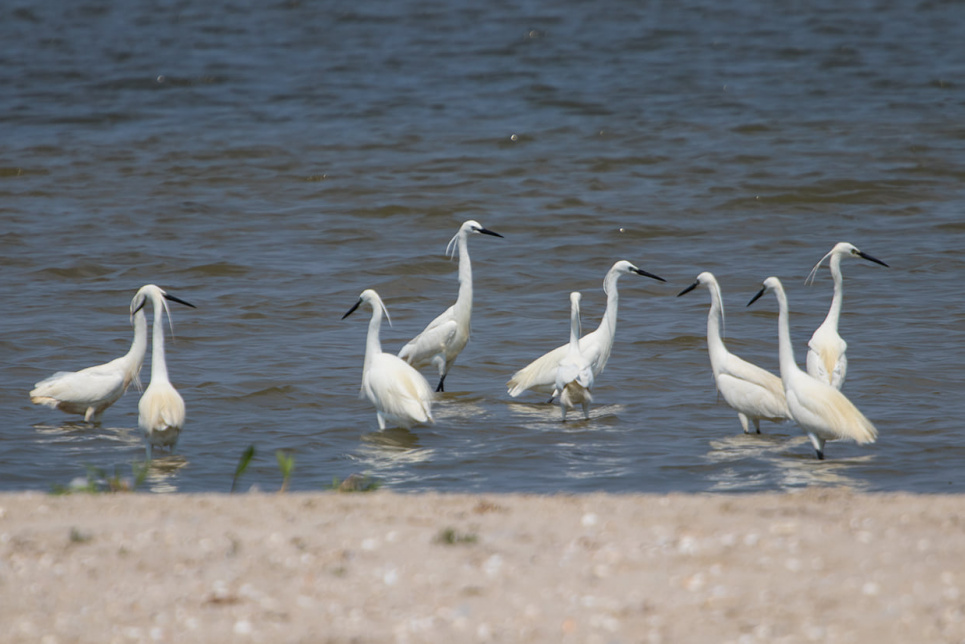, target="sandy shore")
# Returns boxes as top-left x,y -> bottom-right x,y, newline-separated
1,489 -> 963,643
